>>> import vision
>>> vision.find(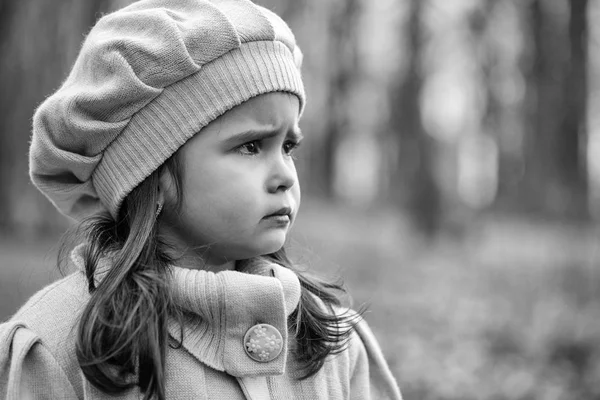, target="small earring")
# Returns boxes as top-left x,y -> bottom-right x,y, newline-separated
155,201 -> 164,219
